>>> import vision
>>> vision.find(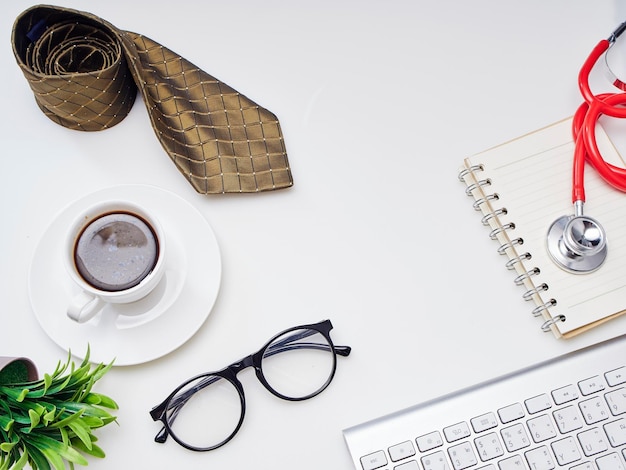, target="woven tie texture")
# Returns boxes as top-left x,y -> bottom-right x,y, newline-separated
12,4 -> 293,194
